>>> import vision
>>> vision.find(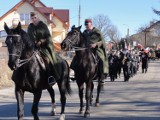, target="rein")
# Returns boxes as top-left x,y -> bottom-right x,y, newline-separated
7,34 -> 32,68
66,31 -> 88,51
7,35 -> 21,37
9,52 -> 35,68
72,46 -> 88,51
